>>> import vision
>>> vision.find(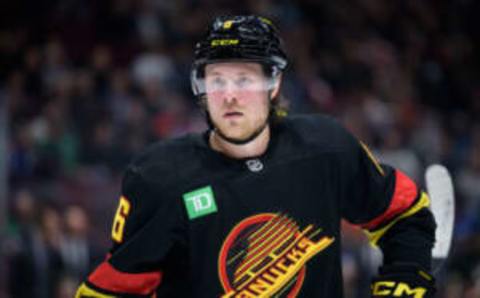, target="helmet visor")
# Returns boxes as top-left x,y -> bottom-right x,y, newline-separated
191,63 -> 280,96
